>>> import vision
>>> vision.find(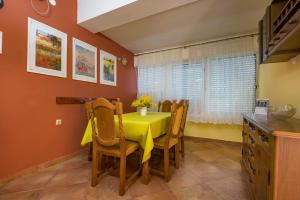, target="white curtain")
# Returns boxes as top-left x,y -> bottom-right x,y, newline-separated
135,36 -> 258,124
